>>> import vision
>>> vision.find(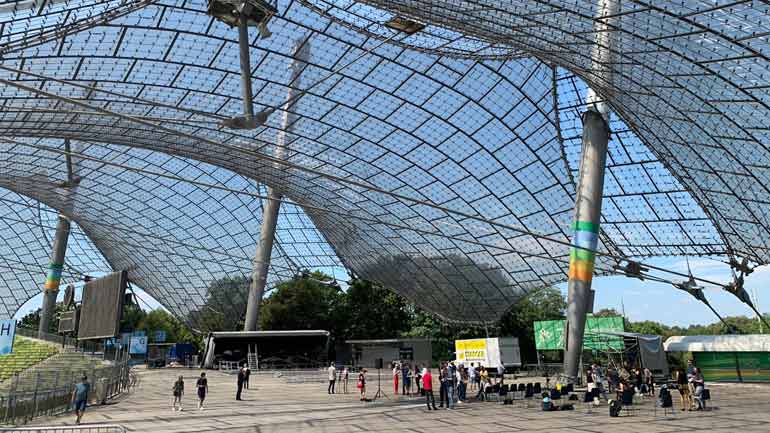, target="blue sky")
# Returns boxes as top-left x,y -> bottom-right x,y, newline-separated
15,257 -> 769,328
560,256 -> 770,327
